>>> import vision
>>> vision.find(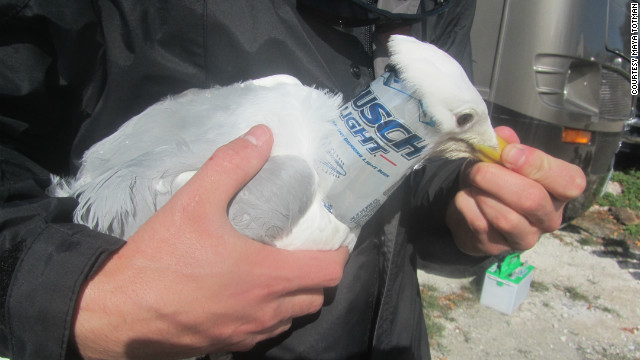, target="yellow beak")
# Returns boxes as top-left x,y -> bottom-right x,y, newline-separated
473,134 -> 508,164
